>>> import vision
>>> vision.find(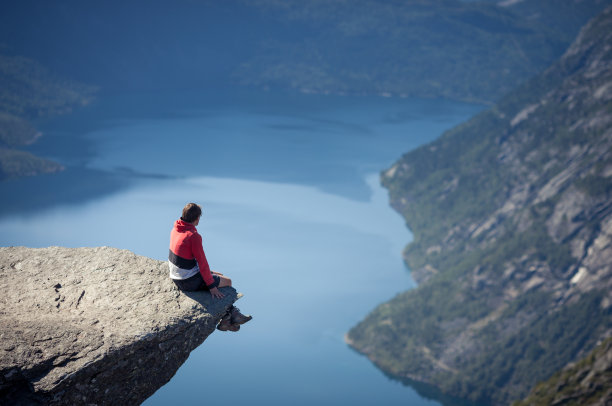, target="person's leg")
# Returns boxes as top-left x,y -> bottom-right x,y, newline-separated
175,272 -> 229,292
188,273 -> 221,291
230,305 -> 252,324
212,273 -> 251,329
217,312 -> 240,332
175,272 -> 204,291
218,275 -> 232,287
